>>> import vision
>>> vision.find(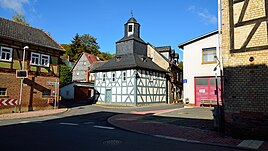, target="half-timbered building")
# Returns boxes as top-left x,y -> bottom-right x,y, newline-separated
0,17 -> 65,113
91,17 -> 168,105
222,0 -> 268,139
